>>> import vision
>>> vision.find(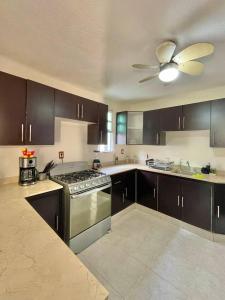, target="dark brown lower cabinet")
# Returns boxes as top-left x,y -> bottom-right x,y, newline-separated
137,171 -> 157,210
181,179 -> 211,230
213,184 -> 225,234
26,190 -> 63,238
158,175 -> 181,219
158,175 -> 211,230
111,171 -> 135,215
